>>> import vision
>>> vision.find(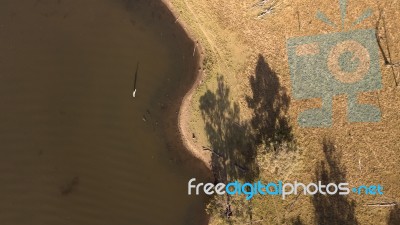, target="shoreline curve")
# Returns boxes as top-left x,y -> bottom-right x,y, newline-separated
161,0 -> 212,170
